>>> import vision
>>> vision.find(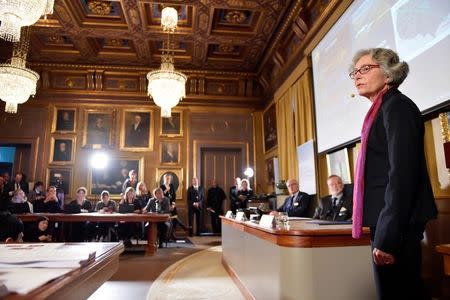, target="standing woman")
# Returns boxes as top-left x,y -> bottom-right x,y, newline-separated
350,48 -> 437,299
236,179 -> 253,212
